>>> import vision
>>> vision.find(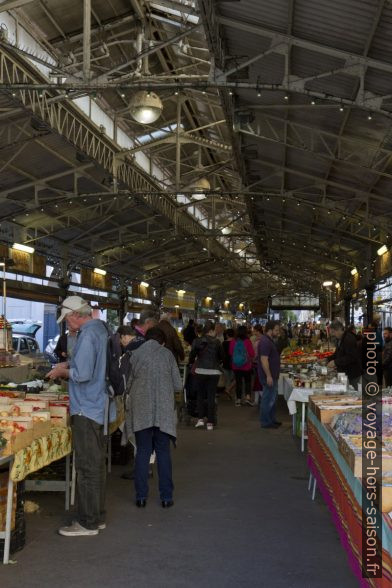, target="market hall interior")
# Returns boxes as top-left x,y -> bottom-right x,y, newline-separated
1,399 -> 358,588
